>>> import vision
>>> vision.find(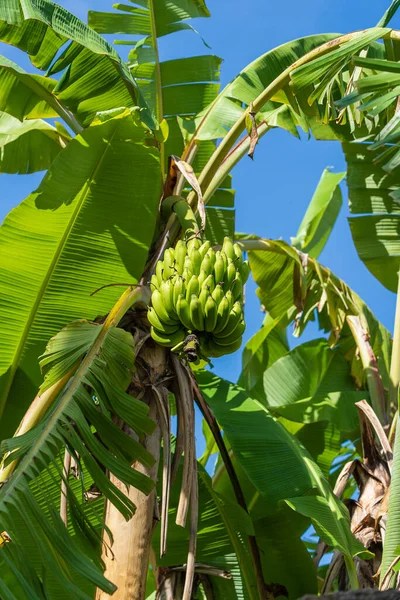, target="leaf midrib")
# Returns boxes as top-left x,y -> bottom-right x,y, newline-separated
0,122 -> 119,422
